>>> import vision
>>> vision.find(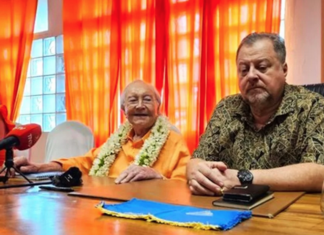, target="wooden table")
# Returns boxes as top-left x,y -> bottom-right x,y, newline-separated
0,176 -> 323,235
